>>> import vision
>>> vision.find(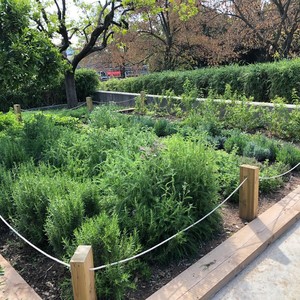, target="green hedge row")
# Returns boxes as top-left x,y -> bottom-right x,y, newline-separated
0,68 -> 99,112
100,59 -> 300,103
